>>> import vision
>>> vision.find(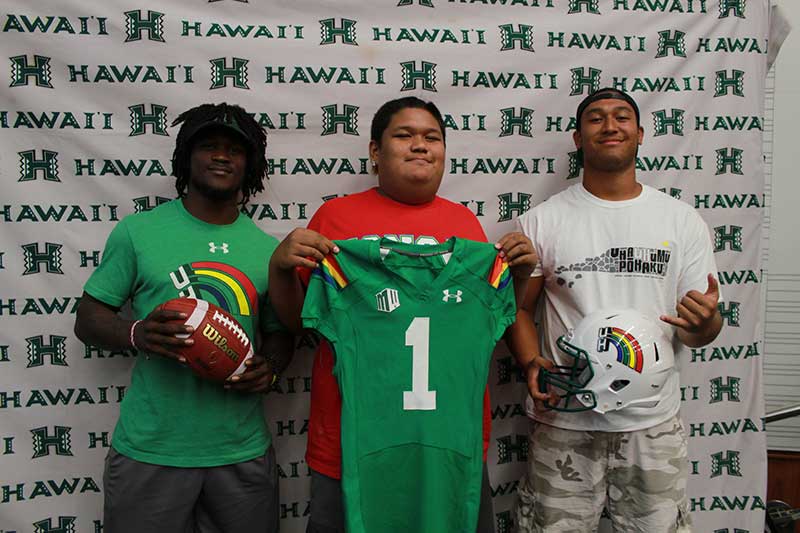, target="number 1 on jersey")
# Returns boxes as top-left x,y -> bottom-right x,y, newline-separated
403,317 -> 437,410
